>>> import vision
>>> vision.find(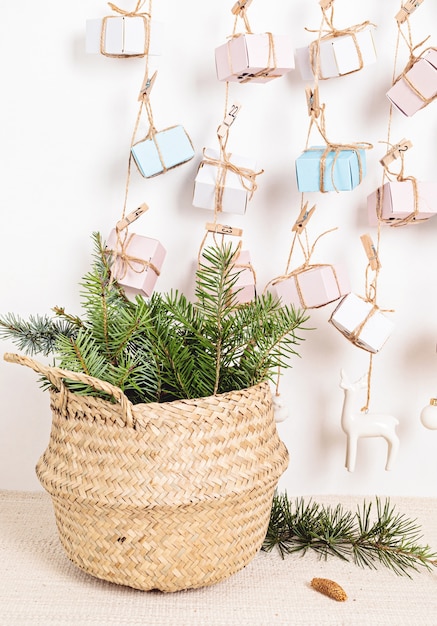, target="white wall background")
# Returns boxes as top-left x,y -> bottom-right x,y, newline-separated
1,0 -> 437,496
